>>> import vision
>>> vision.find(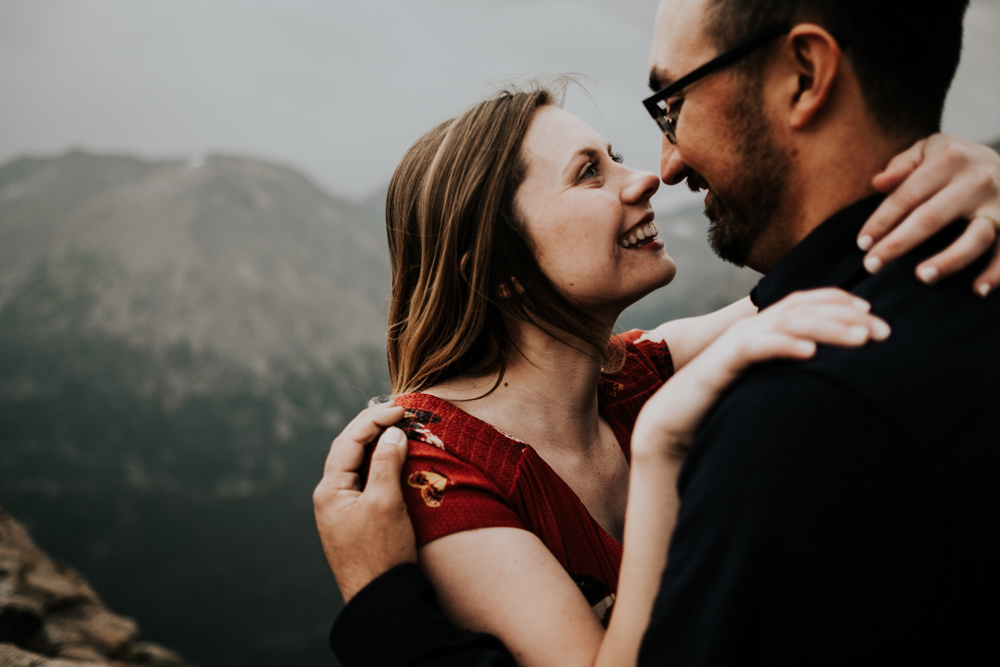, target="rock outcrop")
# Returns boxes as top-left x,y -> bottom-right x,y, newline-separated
0,505 -> 192,667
